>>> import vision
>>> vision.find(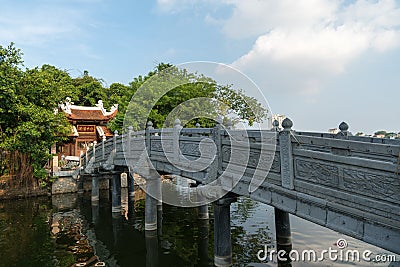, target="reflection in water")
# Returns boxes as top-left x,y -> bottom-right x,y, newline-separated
0,179 -> 399,267
145,230 -> 159,267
